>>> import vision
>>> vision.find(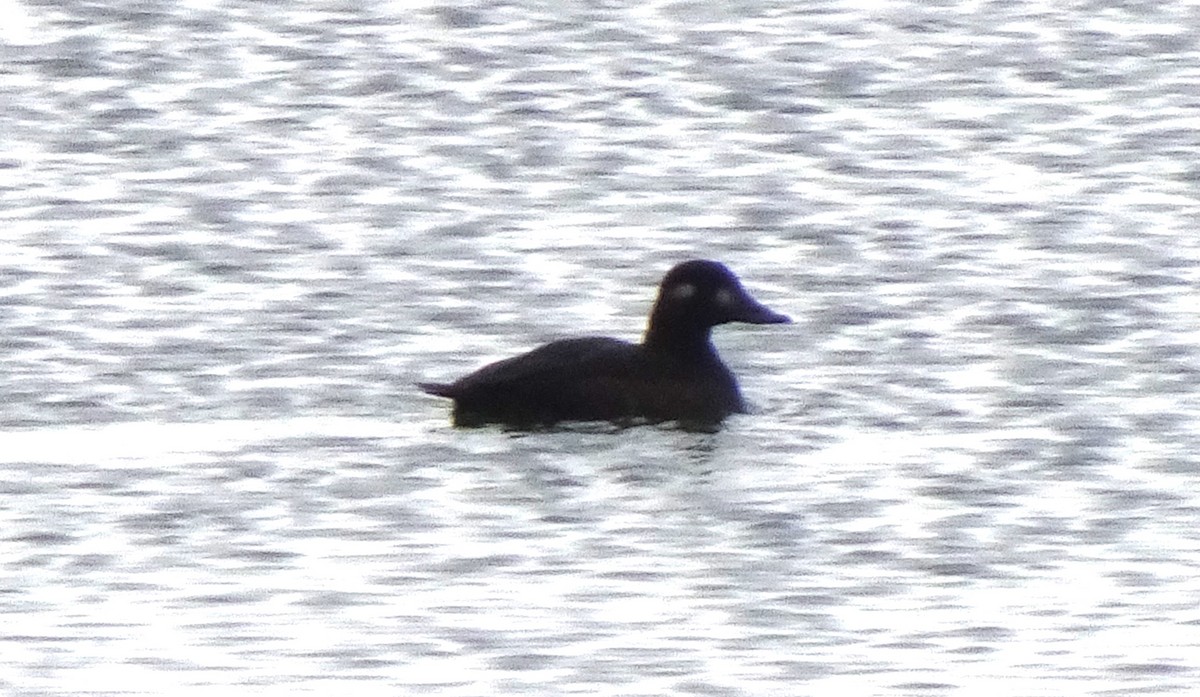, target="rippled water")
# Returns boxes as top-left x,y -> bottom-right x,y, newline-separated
3,0 -> 1200,694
